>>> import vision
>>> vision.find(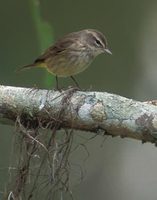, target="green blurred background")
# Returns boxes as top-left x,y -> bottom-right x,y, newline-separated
1,0 -> 157,199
